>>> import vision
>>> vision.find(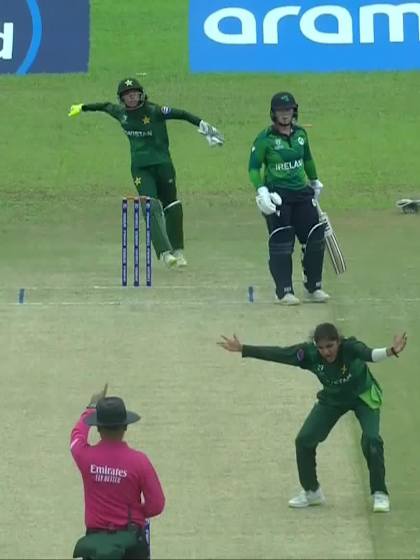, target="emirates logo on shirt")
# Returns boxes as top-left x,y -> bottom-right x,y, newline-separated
90,464 -> 128,484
